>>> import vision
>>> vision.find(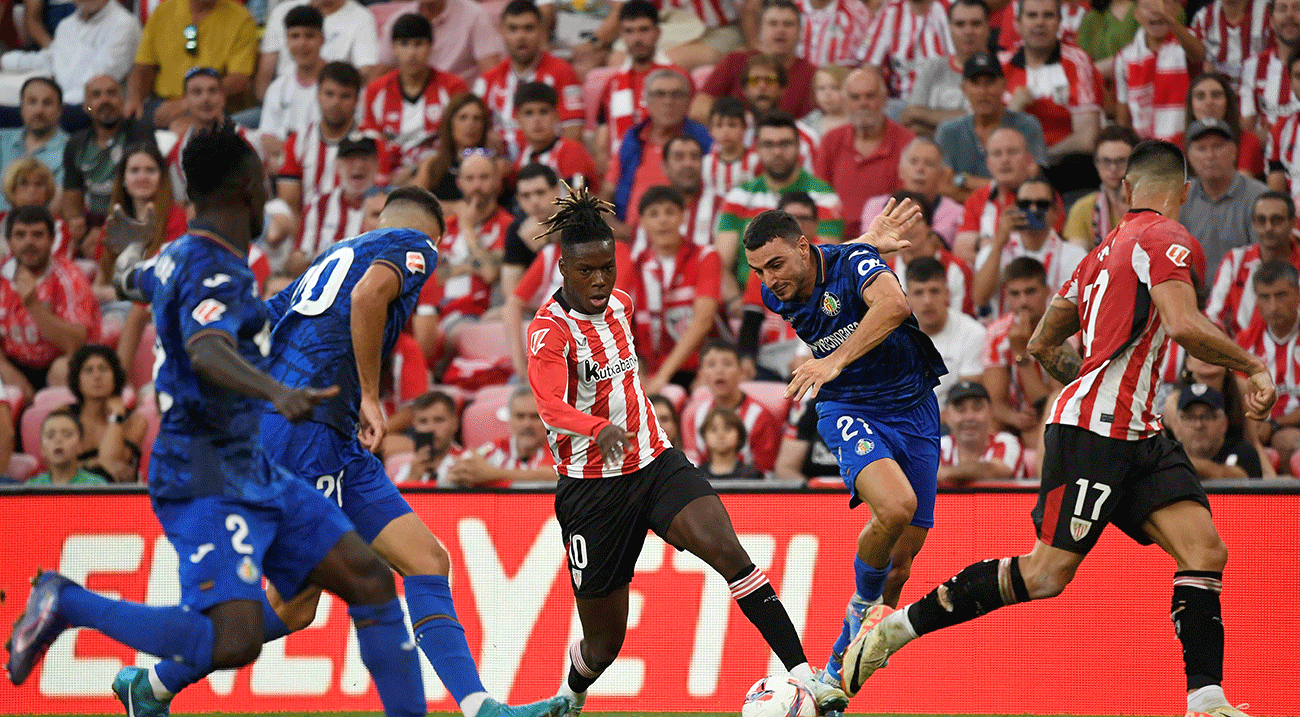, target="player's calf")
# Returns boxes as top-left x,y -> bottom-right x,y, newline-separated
310,532 -> 398,606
